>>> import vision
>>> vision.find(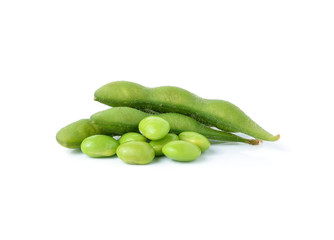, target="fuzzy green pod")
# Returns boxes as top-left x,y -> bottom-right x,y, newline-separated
90,107 -> 260,145
94,81 -> 279,141
56,119 -> 102,149
90,106 -> 149,135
